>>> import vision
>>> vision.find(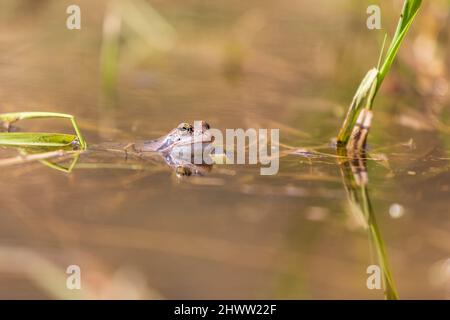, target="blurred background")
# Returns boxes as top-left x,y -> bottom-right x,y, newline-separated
0,0 -> 449,299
